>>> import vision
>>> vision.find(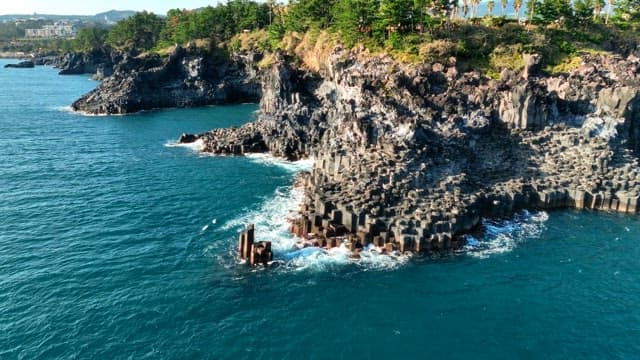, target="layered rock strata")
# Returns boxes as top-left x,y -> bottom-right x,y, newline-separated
181,49 -> 640,253
71,46 -> 262,114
